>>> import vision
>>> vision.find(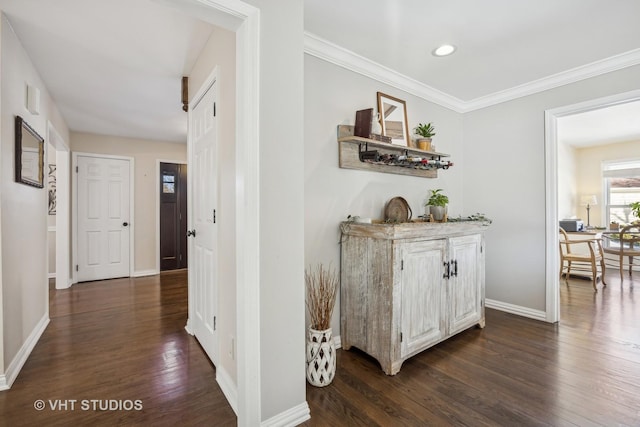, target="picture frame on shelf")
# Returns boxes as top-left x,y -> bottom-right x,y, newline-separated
377,92 -> 410,147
